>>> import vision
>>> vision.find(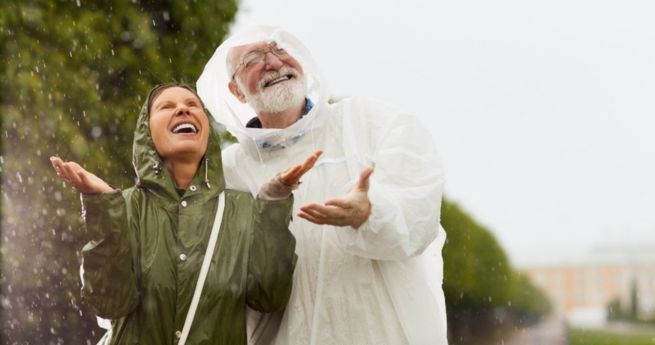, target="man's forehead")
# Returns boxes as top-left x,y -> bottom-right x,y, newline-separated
231,40 -> 276,58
